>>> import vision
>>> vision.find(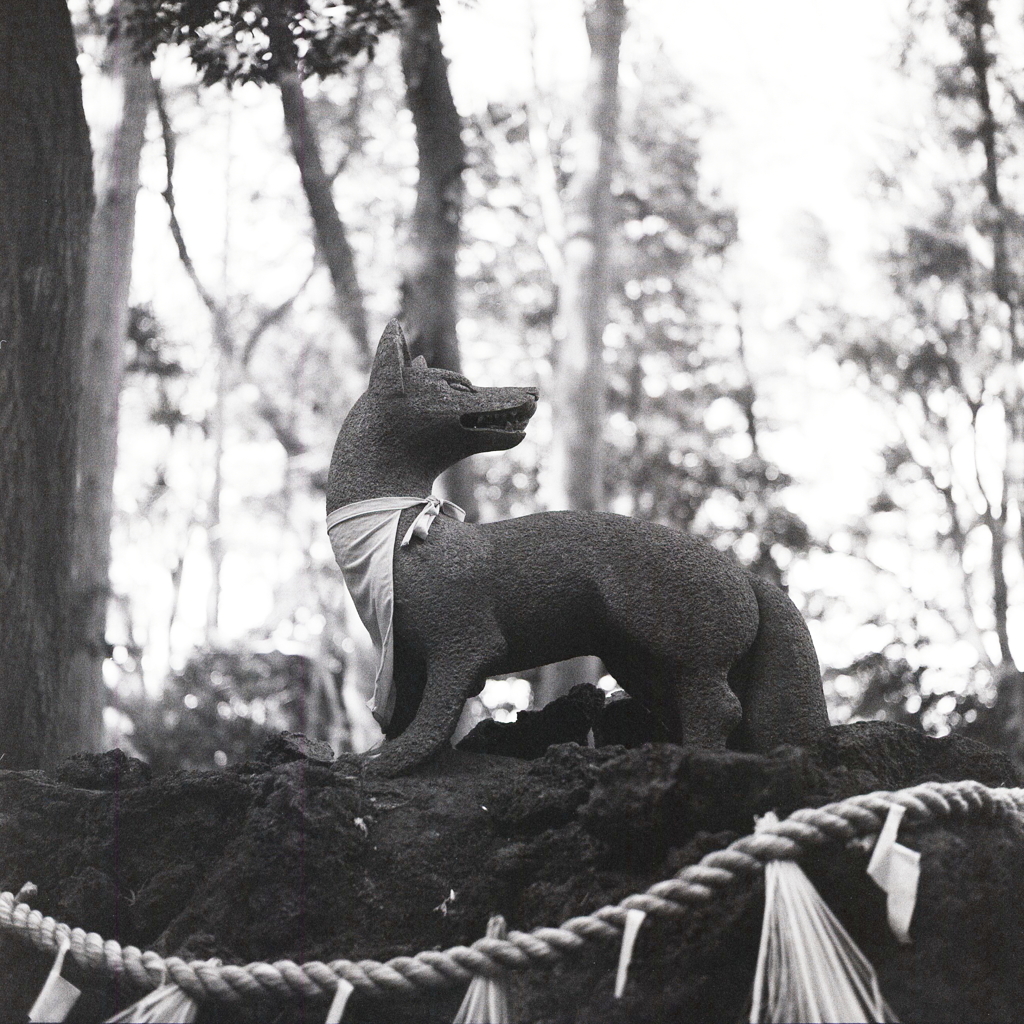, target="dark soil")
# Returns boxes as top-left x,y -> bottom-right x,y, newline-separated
0,700 -> 1020,1023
